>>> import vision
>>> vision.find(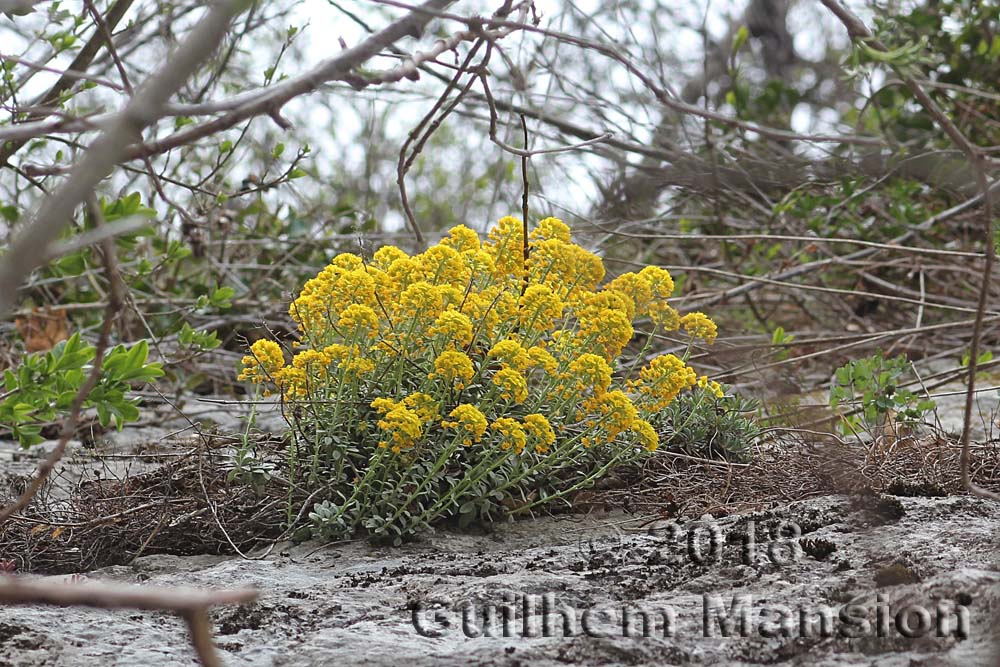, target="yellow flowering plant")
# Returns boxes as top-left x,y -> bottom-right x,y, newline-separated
238,216 -> 725,543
